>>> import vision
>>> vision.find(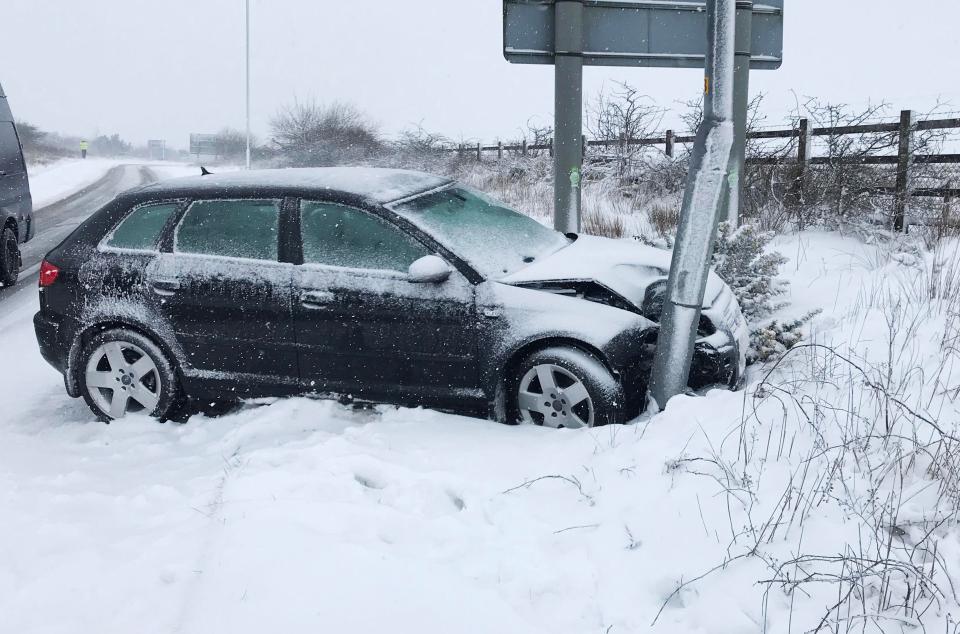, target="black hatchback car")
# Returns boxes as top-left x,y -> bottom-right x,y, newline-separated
35,168 -> 747,426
